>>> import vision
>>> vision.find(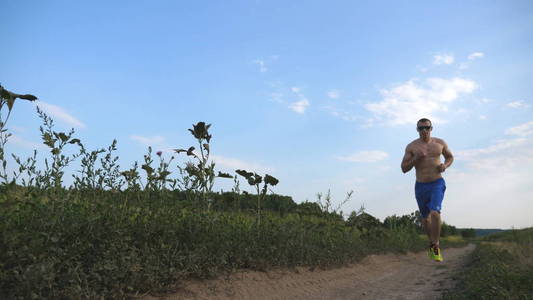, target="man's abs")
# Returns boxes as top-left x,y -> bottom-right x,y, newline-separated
415,157 -> 442,182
